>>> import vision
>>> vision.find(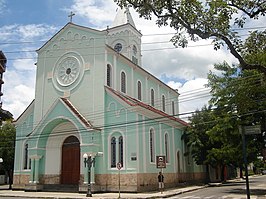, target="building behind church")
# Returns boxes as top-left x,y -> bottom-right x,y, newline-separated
13,8 -> 205,192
